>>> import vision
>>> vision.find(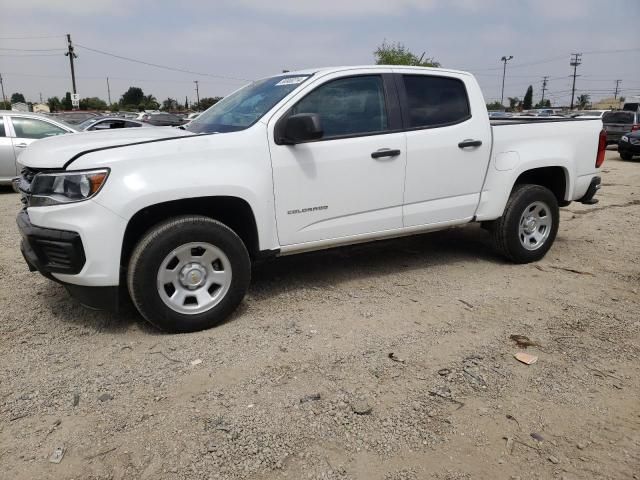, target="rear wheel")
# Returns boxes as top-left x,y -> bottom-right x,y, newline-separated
620,152 -> 633,161
490,184 -> 559,263
127,215 -> 251,333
